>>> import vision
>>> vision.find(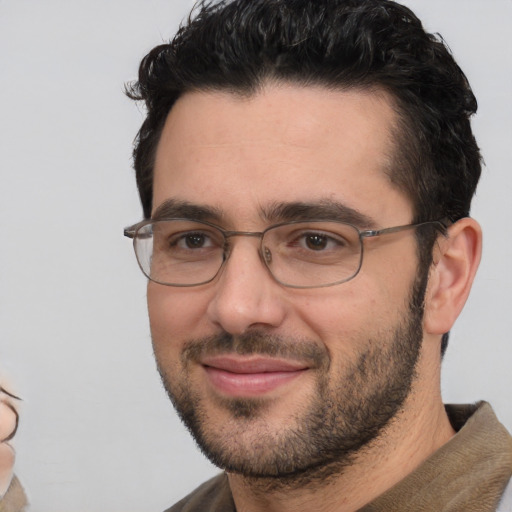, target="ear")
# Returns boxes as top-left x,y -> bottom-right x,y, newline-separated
423,218 -> 482,335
